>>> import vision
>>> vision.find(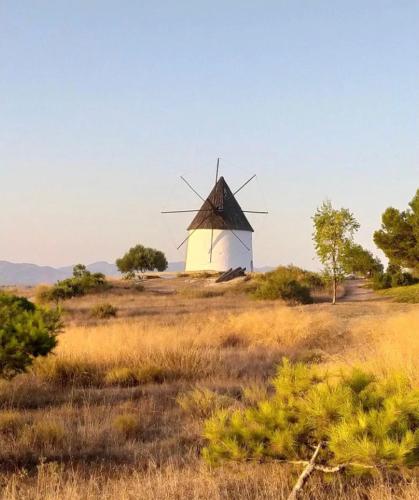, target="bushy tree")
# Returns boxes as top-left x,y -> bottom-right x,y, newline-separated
116,245 -> 168,279
72,263 -> 88,278
0,294 -> 61,378
341,243 -> 383,277
40,265 -> 107,304
203,360 -> 419,496
253,266 -> 318,304
372,263 -> 418,290
313,201 -> 360,304
374,189 -> 419,273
